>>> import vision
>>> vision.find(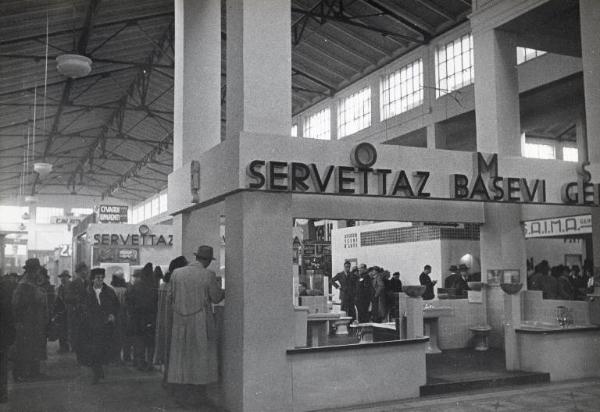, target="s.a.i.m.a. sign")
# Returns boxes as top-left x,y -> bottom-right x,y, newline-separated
524,214 -> 592,239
